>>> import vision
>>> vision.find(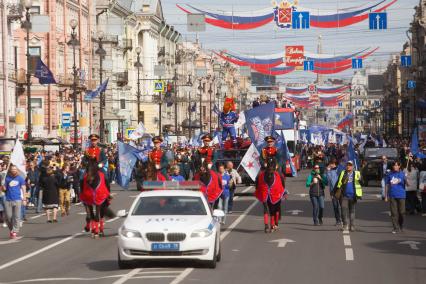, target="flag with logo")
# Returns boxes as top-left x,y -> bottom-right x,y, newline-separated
276,131 -> 297,177
10,139 -> 27,177
34,58 -> 56,84
86,79 -> 109,100
410,127 -> 426,158
235,111 -> 246,130
117,141 -> 139,189
129,122 -> 146,140
240,144 -> 261,181
244,102 -> 275,151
